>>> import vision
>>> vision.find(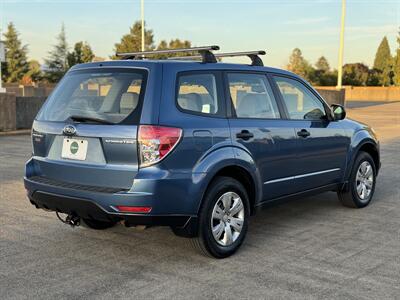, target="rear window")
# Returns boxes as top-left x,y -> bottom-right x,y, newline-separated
37,68 -> 147,124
